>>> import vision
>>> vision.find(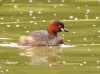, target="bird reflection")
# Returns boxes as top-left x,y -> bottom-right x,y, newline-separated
19,46 -> 63,66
